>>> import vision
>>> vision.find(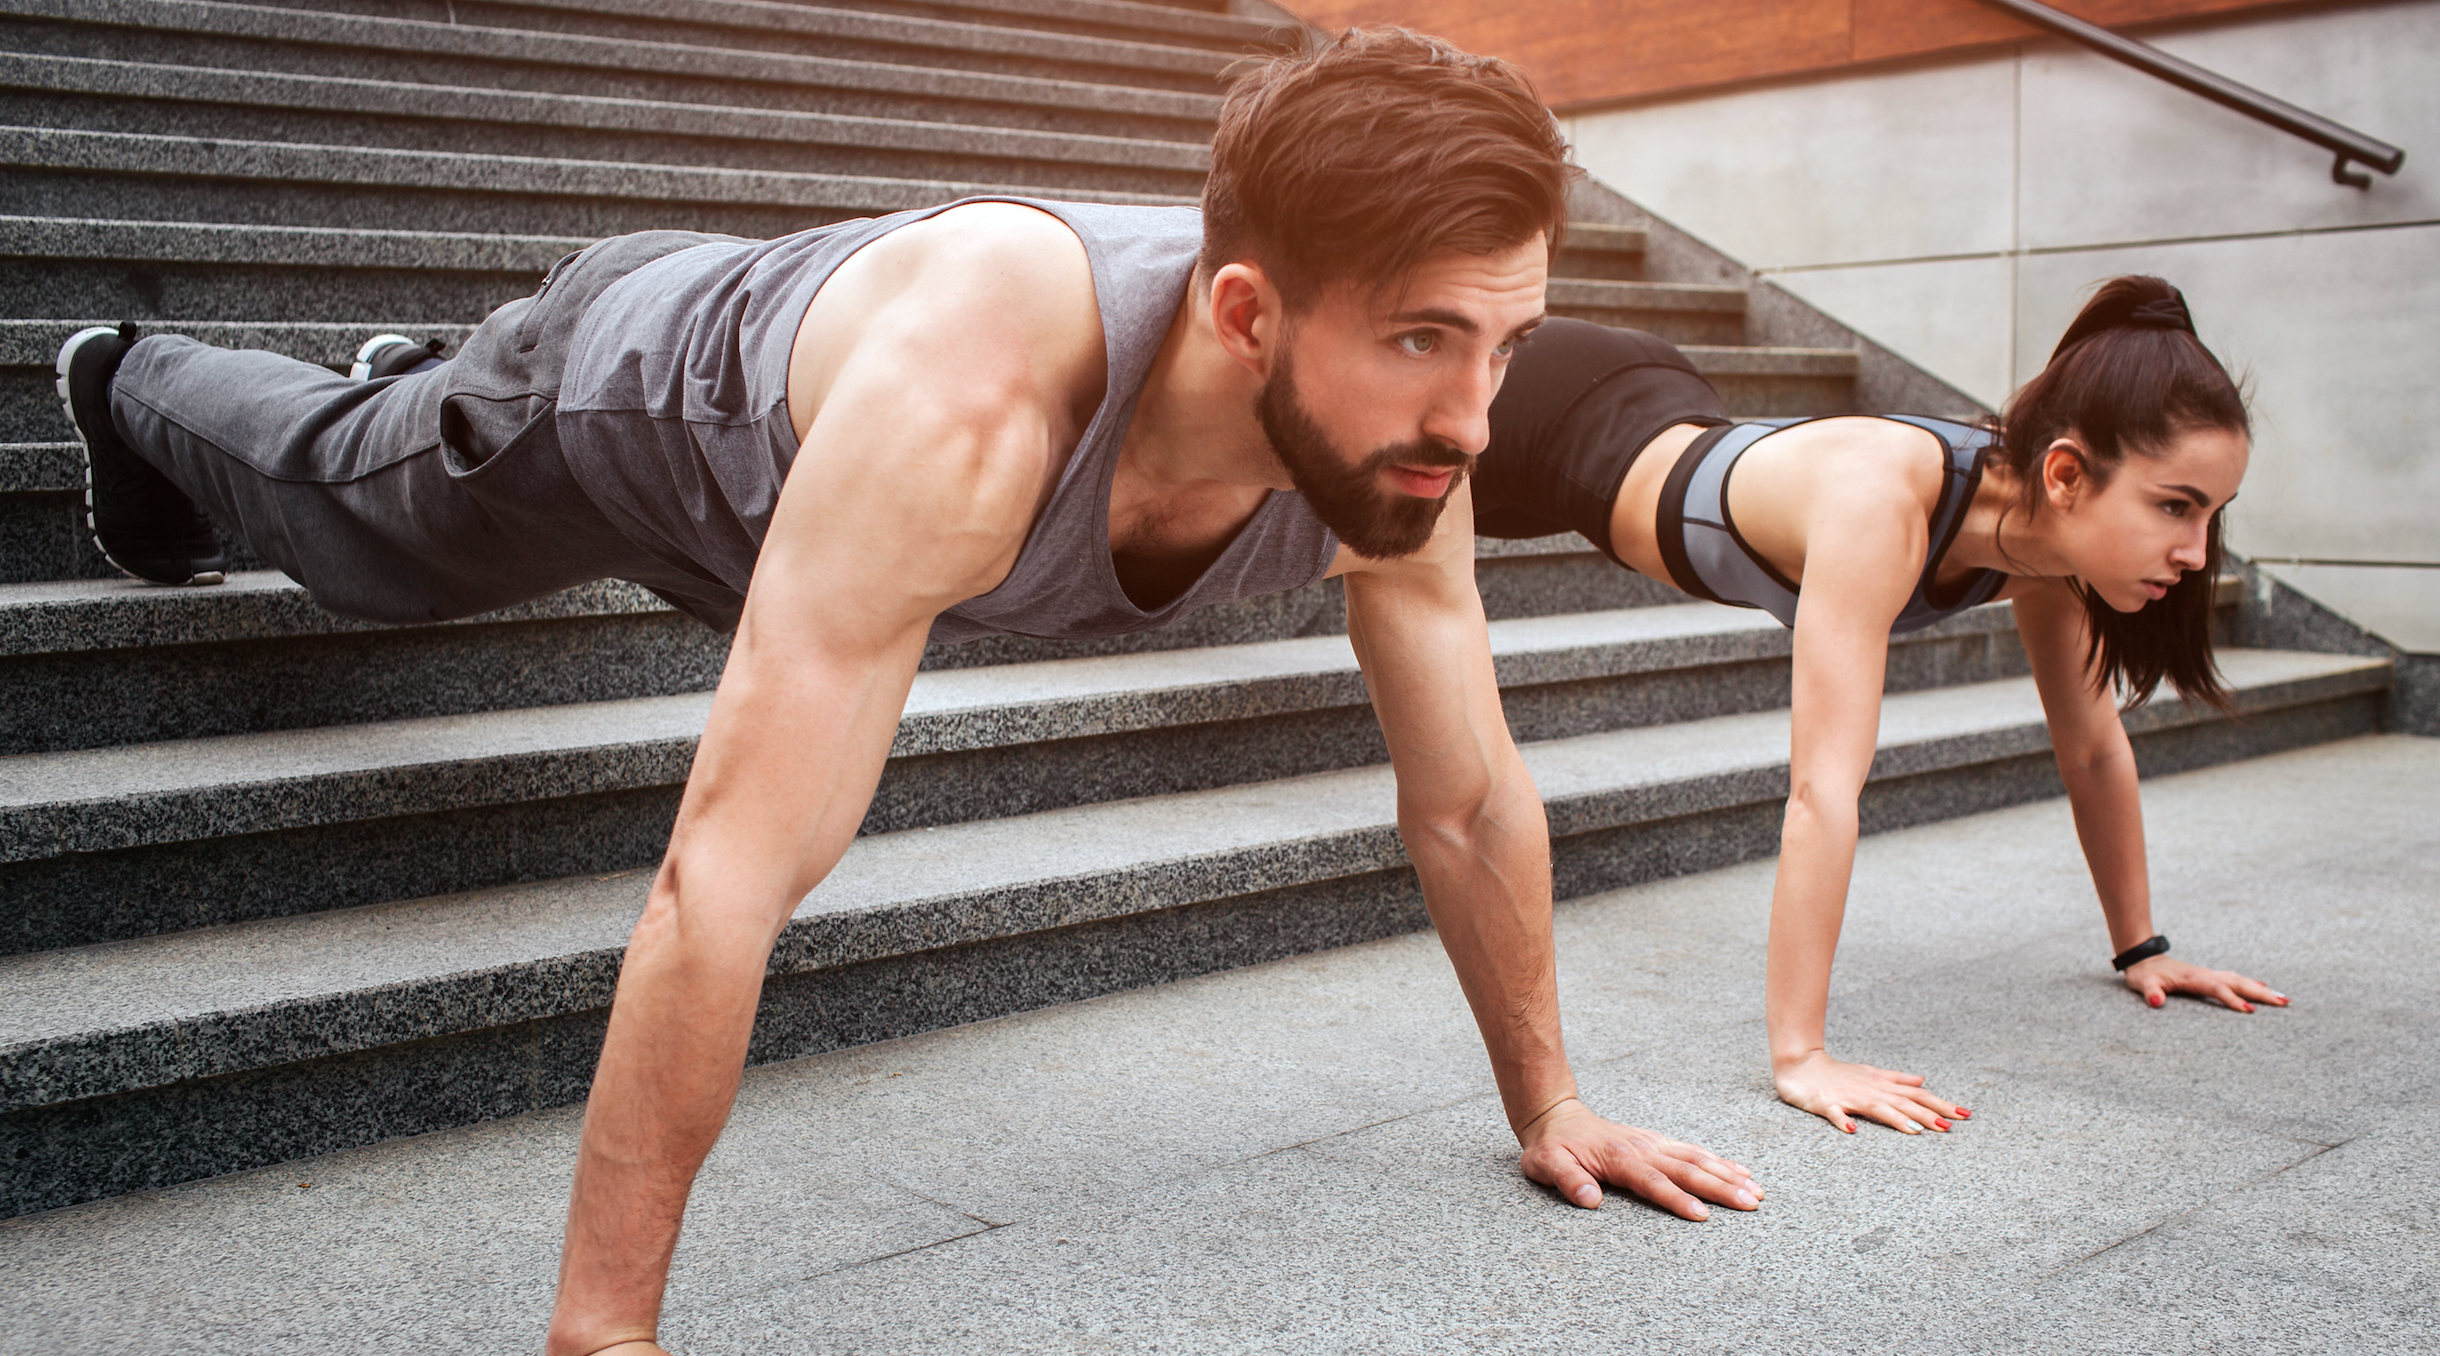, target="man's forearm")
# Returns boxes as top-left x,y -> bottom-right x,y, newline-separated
545,874 -> 788,1355
1400,774 -> 1580,1134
